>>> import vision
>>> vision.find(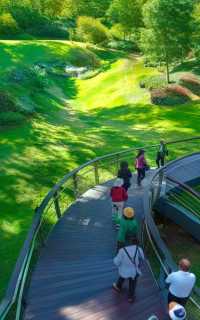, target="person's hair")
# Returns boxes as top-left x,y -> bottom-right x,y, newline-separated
179,258 -> 191,272
120,161 -> 129,170
136,149 -> 145,158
